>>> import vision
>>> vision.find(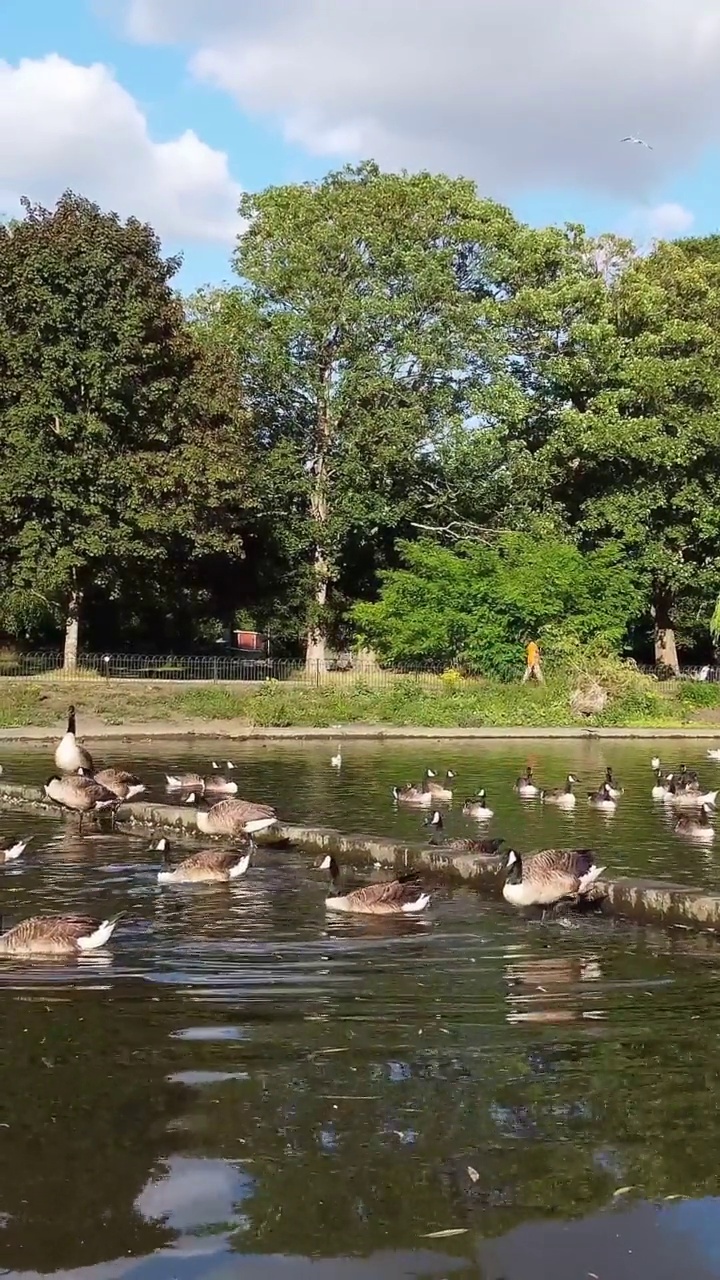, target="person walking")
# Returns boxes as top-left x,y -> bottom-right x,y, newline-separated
523,639 -> 544,684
